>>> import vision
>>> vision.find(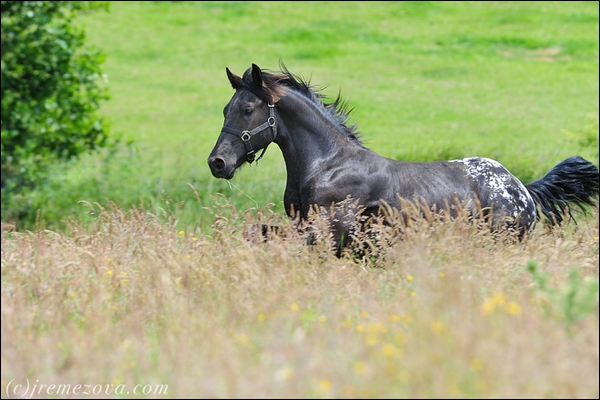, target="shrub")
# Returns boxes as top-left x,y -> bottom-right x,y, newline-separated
1,1 -> 113,226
